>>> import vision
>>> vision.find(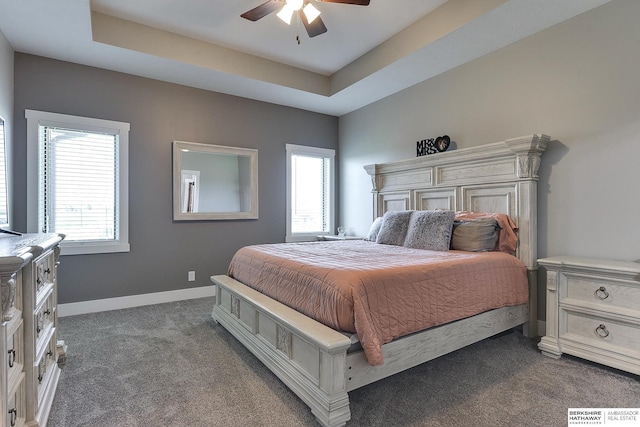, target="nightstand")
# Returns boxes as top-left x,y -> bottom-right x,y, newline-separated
538,256 -> 640,375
